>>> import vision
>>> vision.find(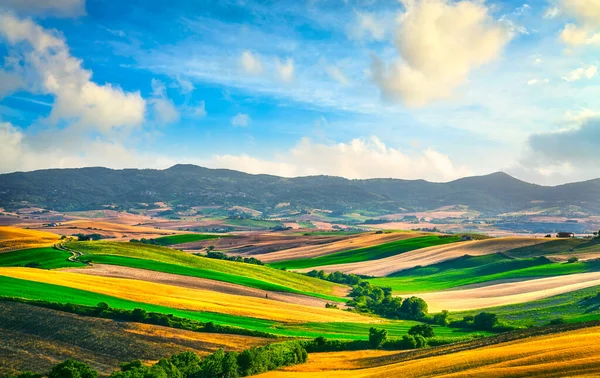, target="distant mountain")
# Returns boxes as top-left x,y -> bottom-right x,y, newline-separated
1,165 -> 599,216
